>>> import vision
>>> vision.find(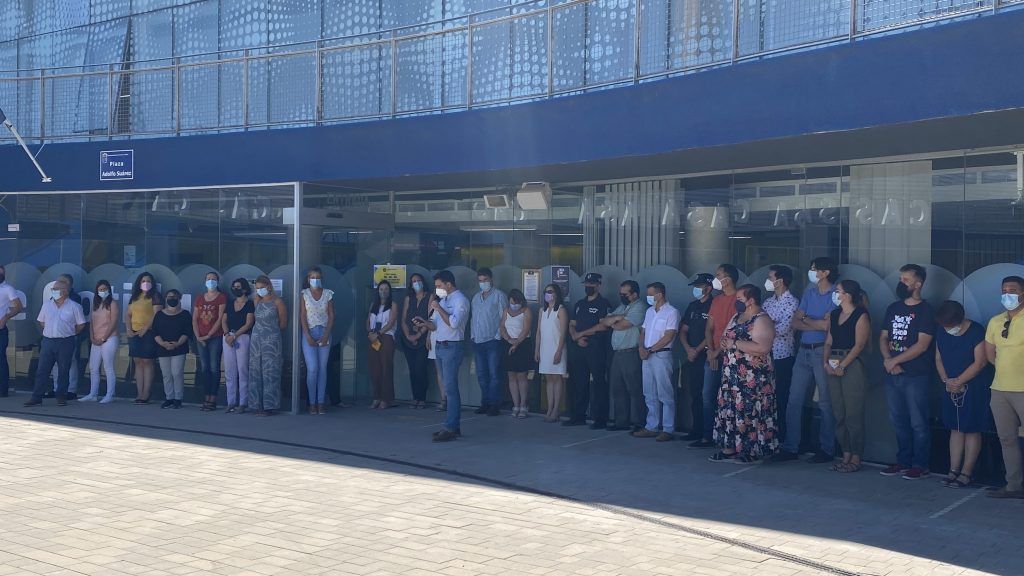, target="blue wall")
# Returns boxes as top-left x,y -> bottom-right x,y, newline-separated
3,9 -> 1024,193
